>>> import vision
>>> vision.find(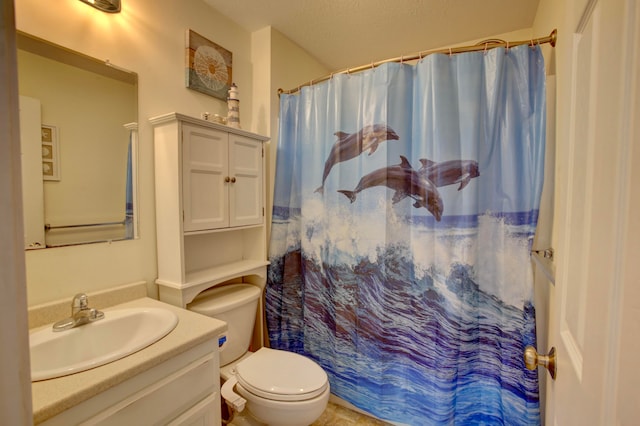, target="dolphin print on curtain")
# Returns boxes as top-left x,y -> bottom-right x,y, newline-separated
267,44 -> 545,425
